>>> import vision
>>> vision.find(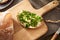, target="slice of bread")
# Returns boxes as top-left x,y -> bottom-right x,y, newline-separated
20,21 -> 42,29
0,12 -> 13,30
0,12 -> 14,40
